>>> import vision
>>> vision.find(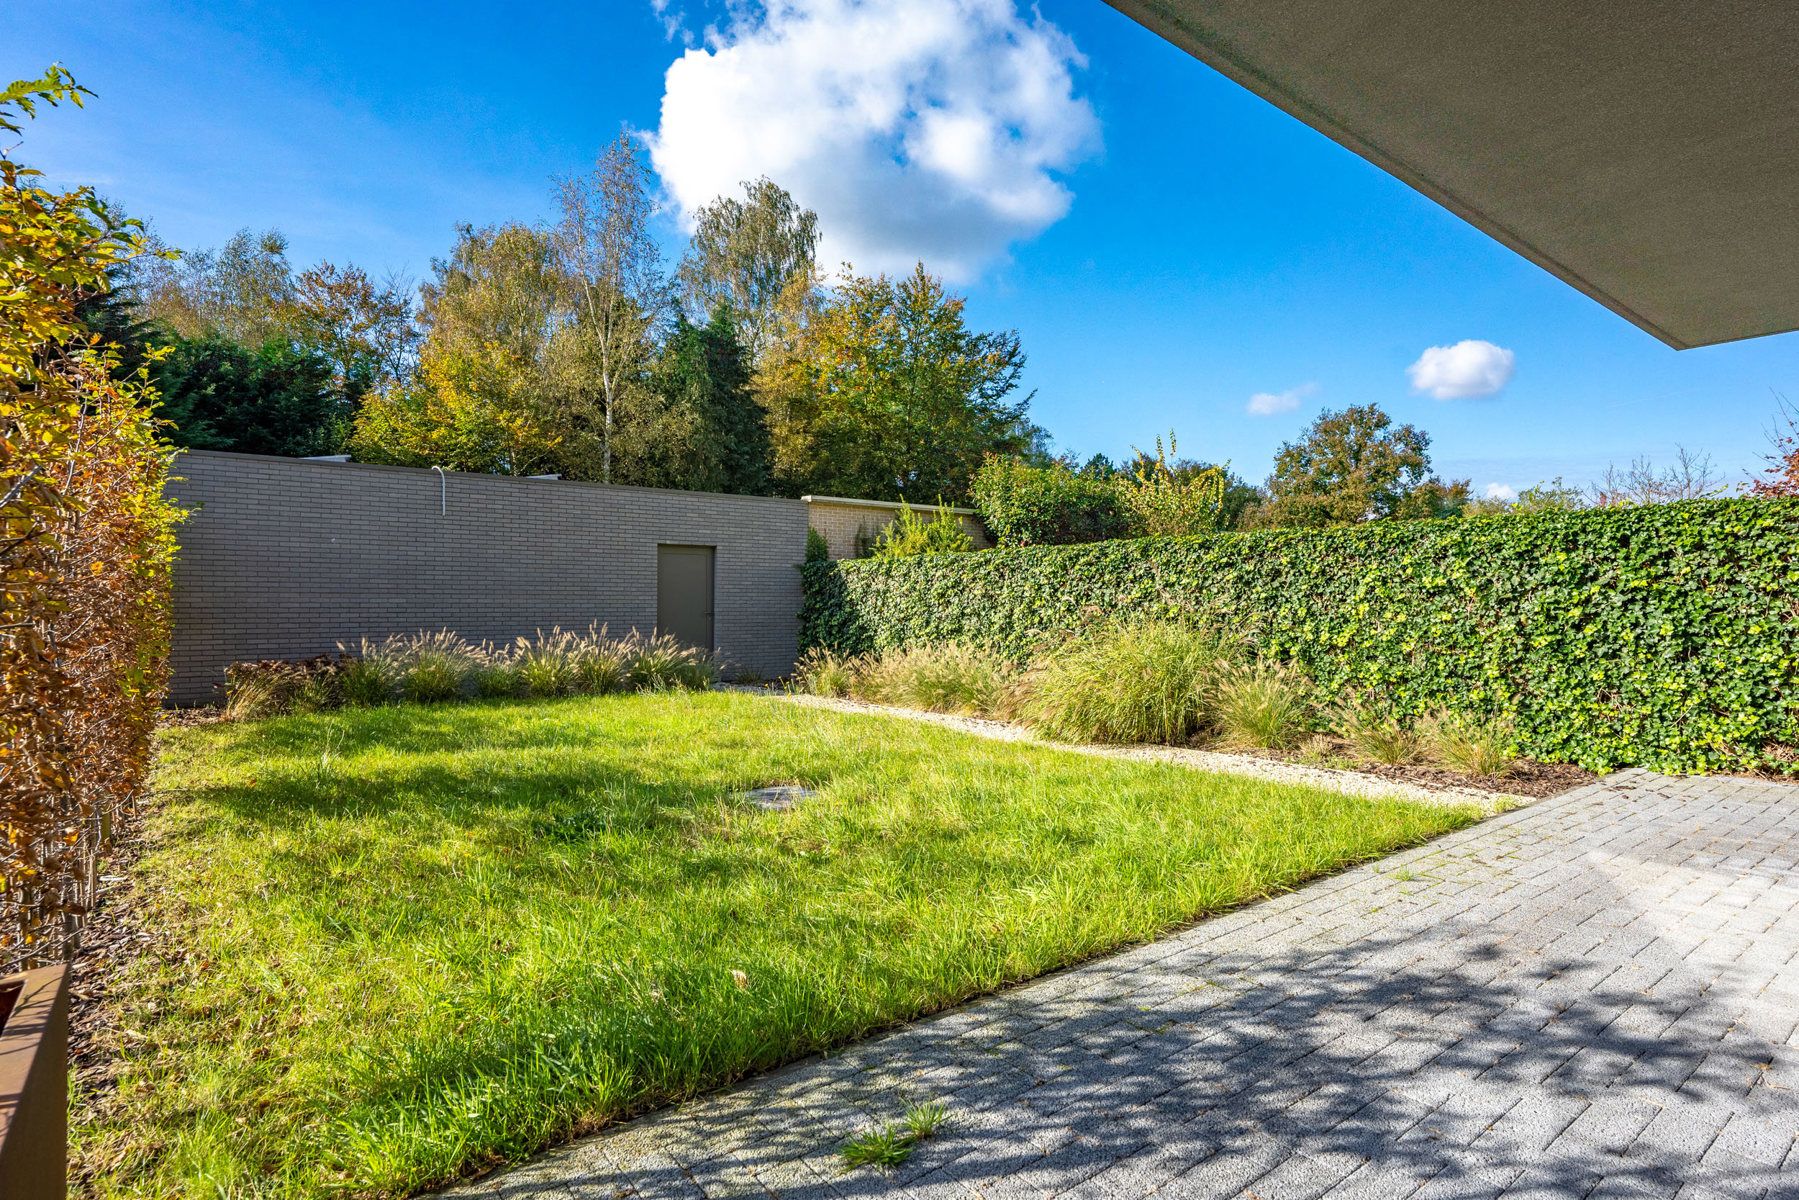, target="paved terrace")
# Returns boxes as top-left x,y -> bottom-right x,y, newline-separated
447,770 -> 1799,1199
